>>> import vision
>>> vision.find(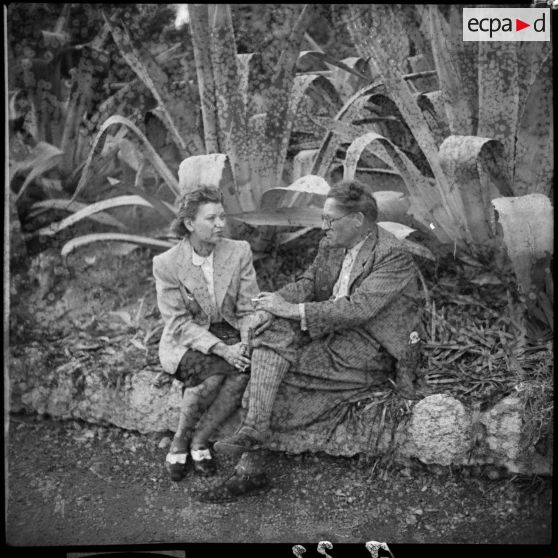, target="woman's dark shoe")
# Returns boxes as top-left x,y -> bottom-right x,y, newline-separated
165,451 -> 188,482
190,448 -> 217,477
196,471 -> 270,503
